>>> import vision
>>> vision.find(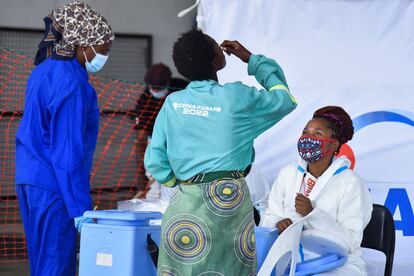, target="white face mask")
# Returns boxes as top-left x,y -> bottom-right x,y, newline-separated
149,88 -> 169,99
83,46 -> 108,73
